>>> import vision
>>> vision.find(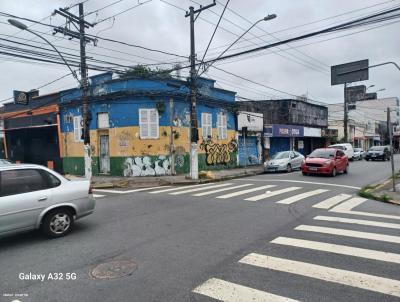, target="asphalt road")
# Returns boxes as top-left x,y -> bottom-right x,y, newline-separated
1,157 -> 400,302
